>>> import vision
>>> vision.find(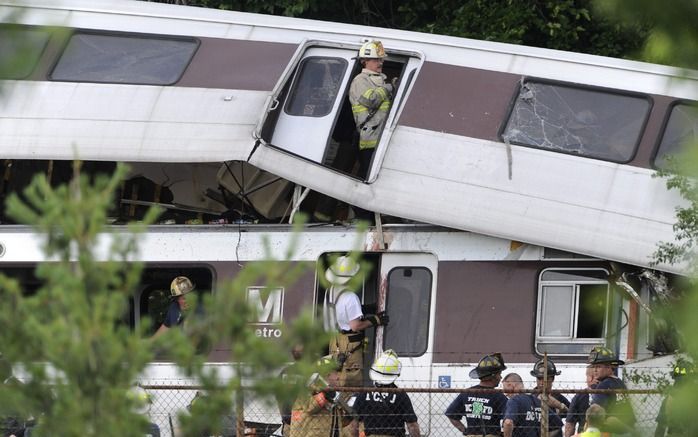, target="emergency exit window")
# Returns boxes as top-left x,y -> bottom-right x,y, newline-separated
535,268 -> 609,356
